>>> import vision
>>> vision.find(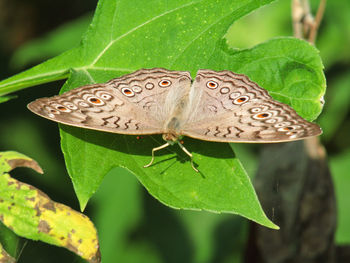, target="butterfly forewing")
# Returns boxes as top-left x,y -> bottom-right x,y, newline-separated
28,68 -> 321,142
181,69 -> 322,143
28,68 -> 192,135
